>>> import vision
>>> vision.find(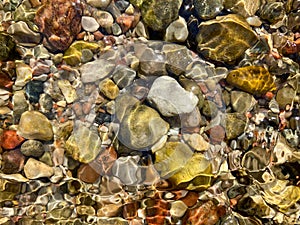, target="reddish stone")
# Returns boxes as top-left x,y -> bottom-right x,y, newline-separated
93,31 -> 104,41
35,0 -> 83,52
2,149 -> 25,174
77,163 -> 101,183
72,102 -> 83,117
184,200 -> 225,225
180,191 -> 199,207
208,125 -> 225,144
116,14 -> 135,32
123,201 -> 139,219
94,146 -> 117,175
0,71 -> 13,89
0,130 -> 25,150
